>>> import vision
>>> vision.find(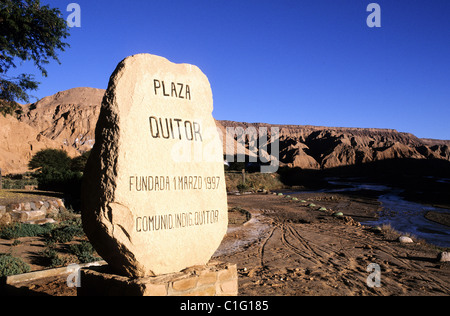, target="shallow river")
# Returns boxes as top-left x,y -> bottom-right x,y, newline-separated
304,179 -> 450,248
